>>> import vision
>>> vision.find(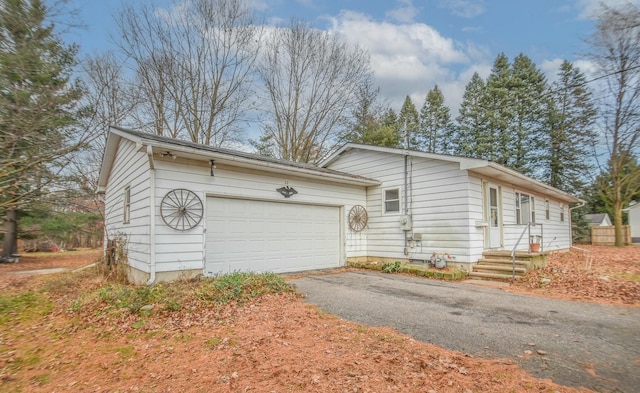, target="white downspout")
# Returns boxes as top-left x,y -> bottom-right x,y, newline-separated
146,145 -> 157,285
